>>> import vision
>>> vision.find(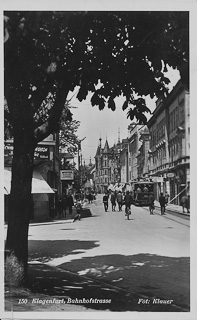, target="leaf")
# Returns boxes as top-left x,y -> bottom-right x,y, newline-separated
137,113 -> 147,125
108,98 -> 116,111
91,92 -> 99,106
98,97 -> 105,110
127,108 -> 134,120
122,100 -> 128,111
76,86 -> 88,102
